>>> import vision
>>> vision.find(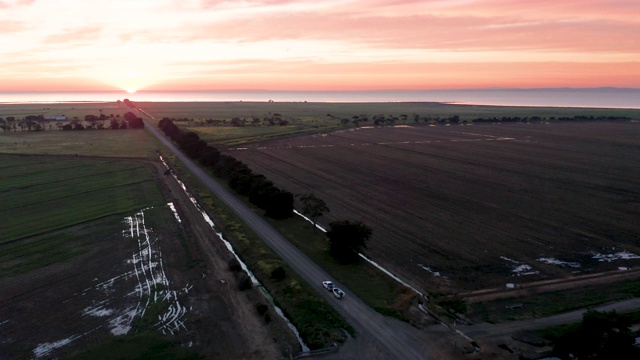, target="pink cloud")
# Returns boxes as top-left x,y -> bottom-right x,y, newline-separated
182,8 -> 639,53
0,0 -> 36,8
43,26 -> 103,44
0,20 -> 27,33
